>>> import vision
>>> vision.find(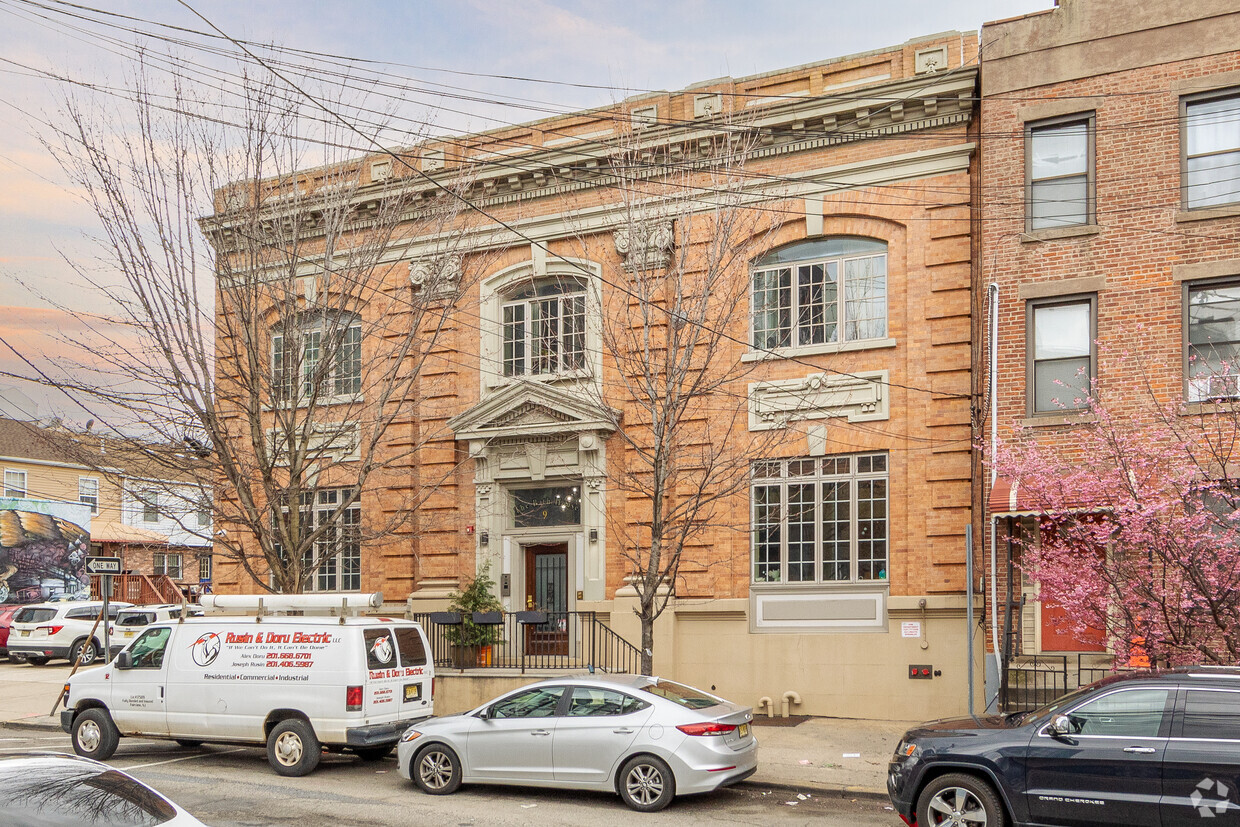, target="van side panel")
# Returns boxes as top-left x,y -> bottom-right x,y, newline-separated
164,621 -> 352,743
